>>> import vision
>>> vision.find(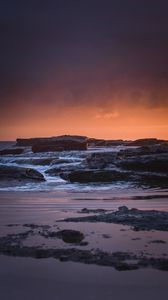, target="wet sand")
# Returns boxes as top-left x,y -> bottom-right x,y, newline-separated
0,190 -> 168,299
